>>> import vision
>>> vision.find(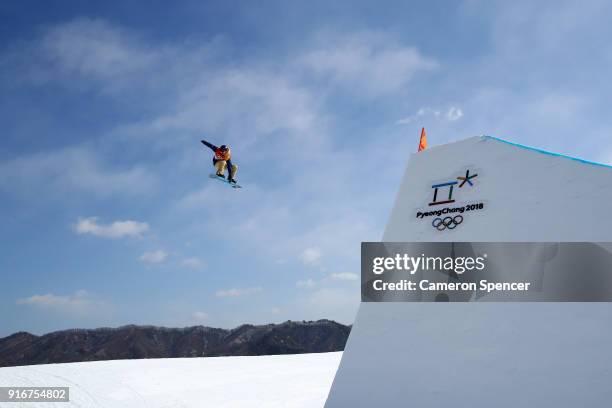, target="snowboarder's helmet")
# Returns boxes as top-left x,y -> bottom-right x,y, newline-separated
220,145 -> 228,151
